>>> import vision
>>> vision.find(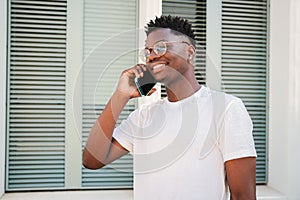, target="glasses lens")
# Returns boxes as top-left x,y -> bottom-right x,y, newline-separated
154,41 -> 167,56
144,49 -> 151,58
139,48 -> 150,62
139,41 -> 167,62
